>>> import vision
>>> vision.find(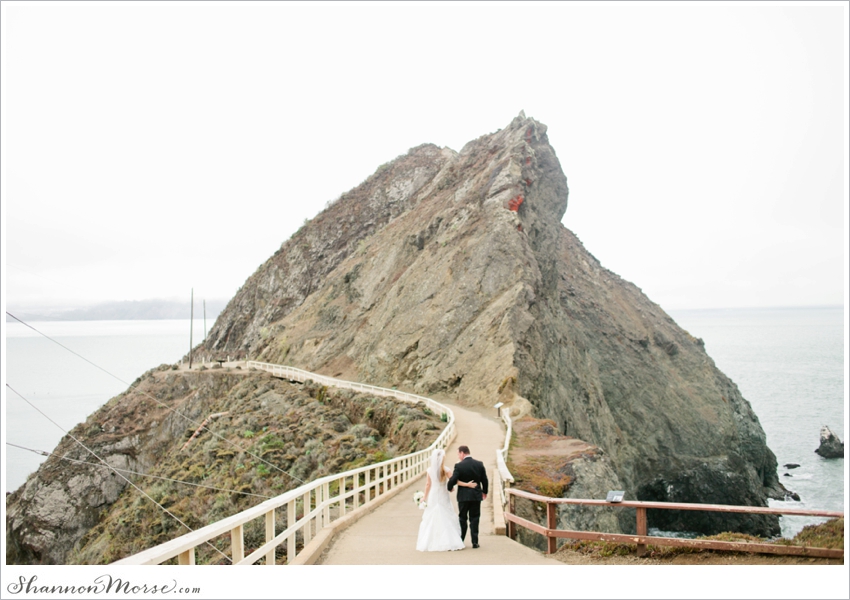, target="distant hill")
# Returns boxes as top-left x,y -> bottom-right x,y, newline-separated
6,299 -> 227,321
